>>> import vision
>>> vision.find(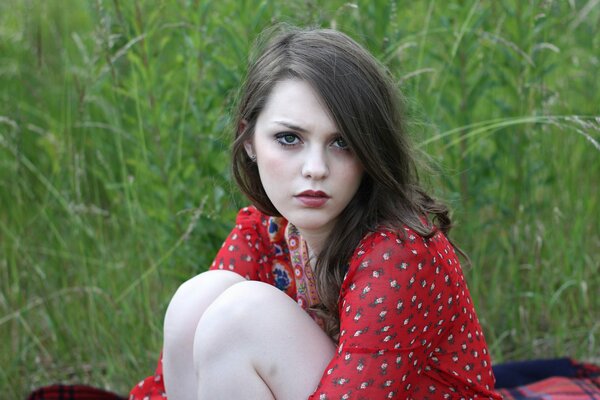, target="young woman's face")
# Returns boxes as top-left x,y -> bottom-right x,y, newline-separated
246,79 -> 364,240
